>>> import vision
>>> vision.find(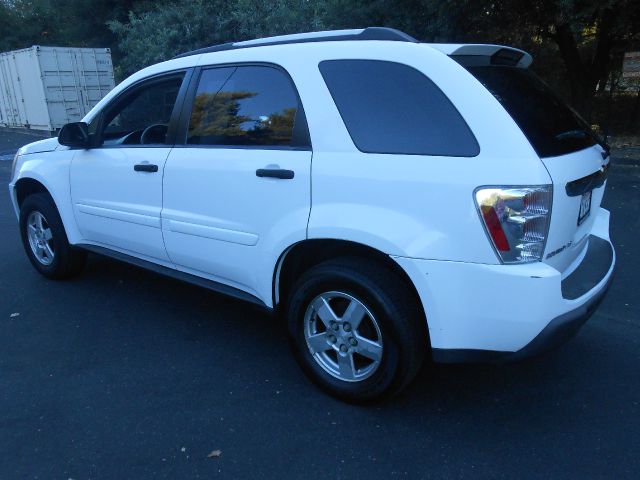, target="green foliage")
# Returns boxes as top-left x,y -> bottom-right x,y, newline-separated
107,0 -> 230,77
0,0 -> 638,130
190,90 -> 296,143
105,0 -> 329,76
0,0 -> 136,51
190,90 -> 256,139
227,0 -> 327,39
